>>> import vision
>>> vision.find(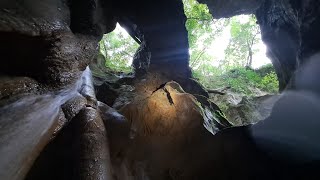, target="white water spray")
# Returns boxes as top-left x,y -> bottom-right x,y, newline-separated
0,67 -> 92,180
